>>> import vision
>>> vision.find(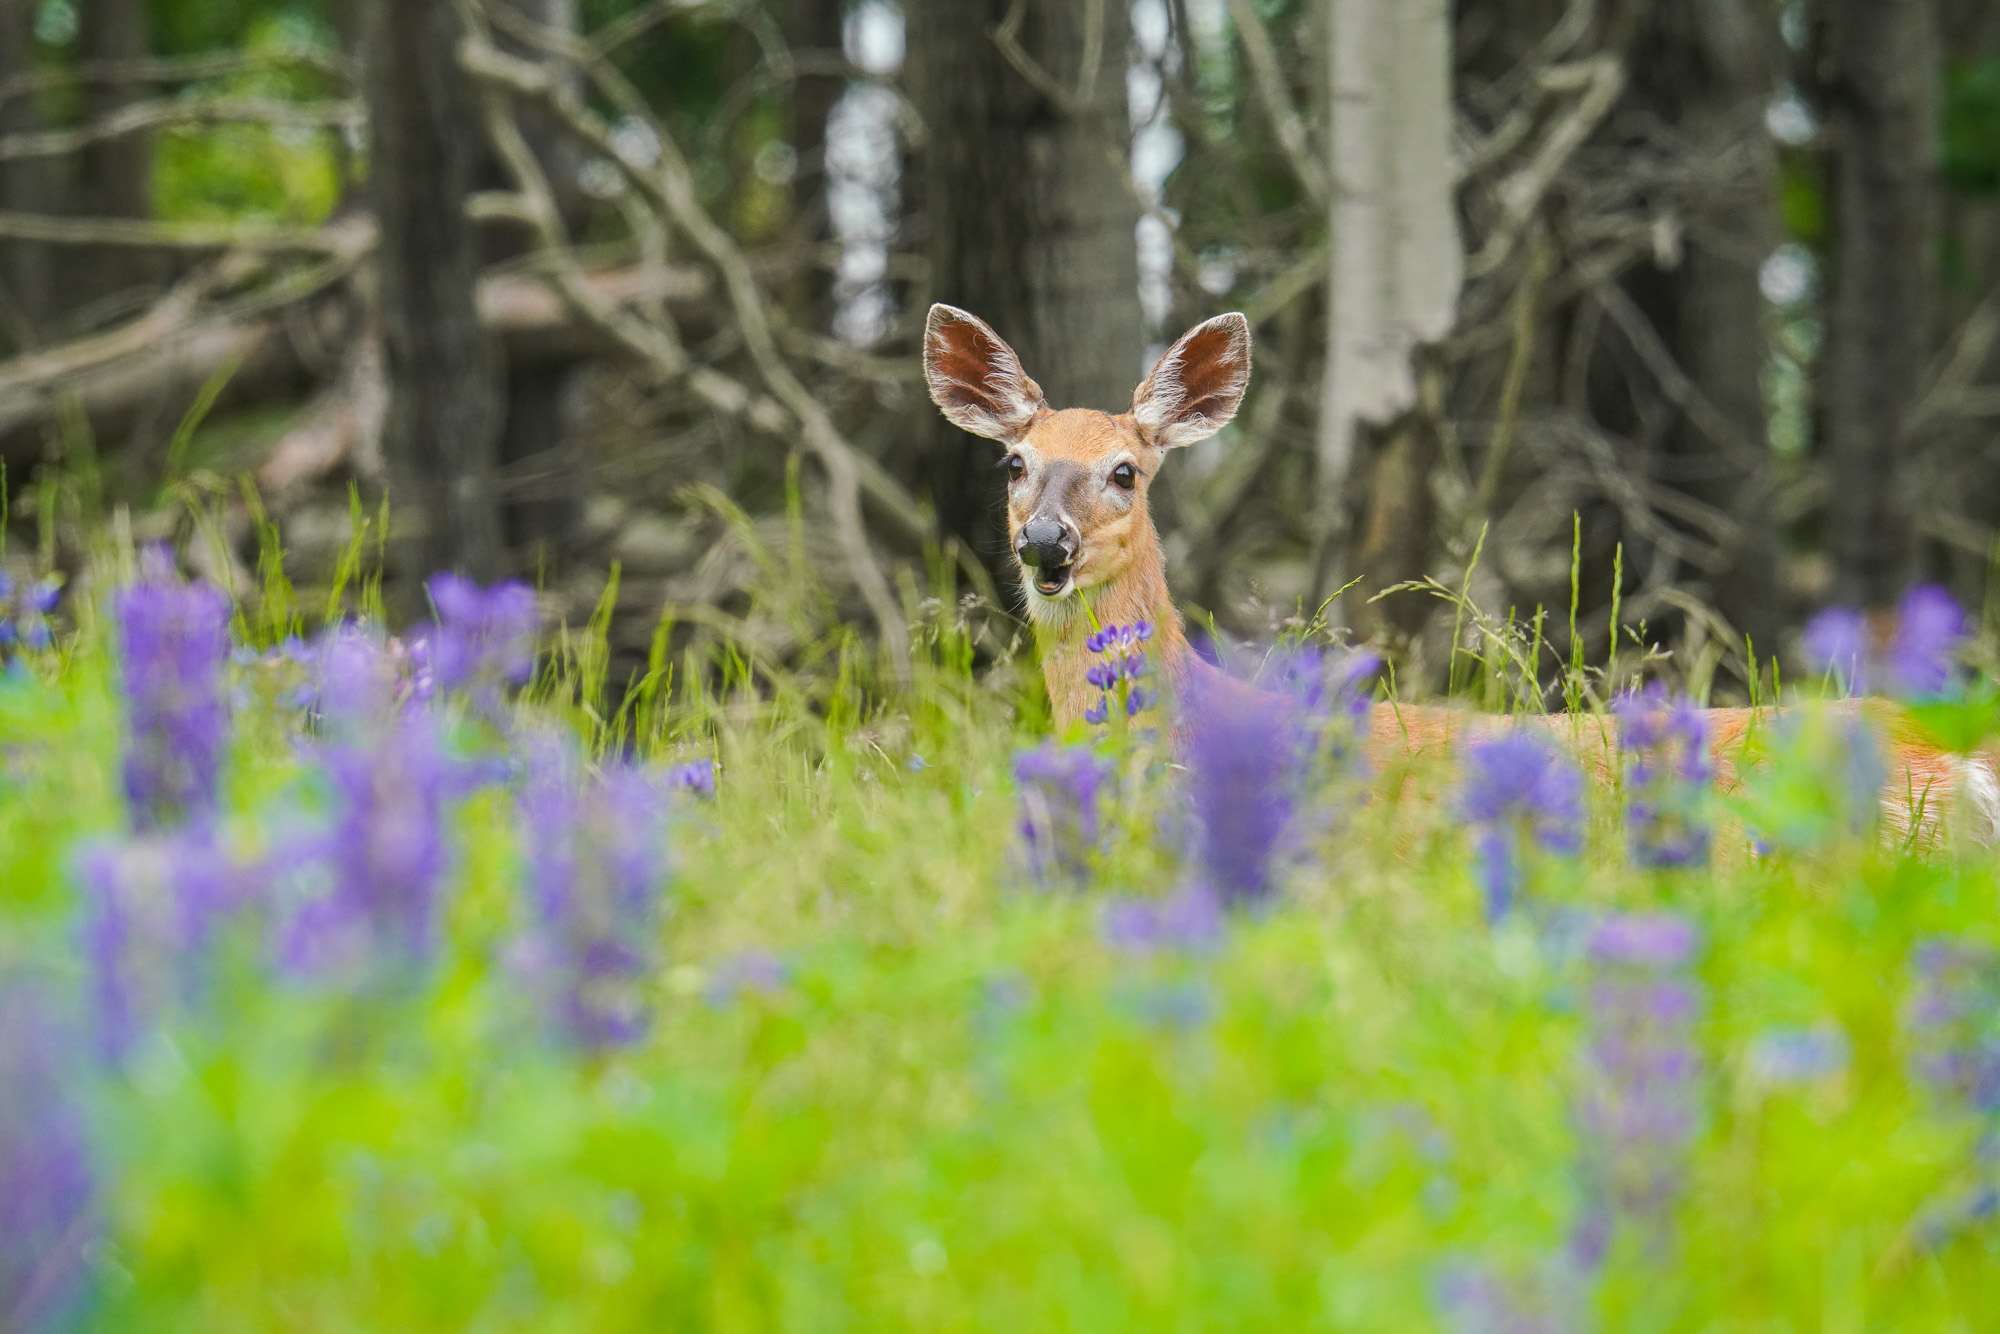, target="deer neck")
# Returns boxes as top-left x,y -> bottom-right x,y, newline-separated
1033,525 -> 1191,728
